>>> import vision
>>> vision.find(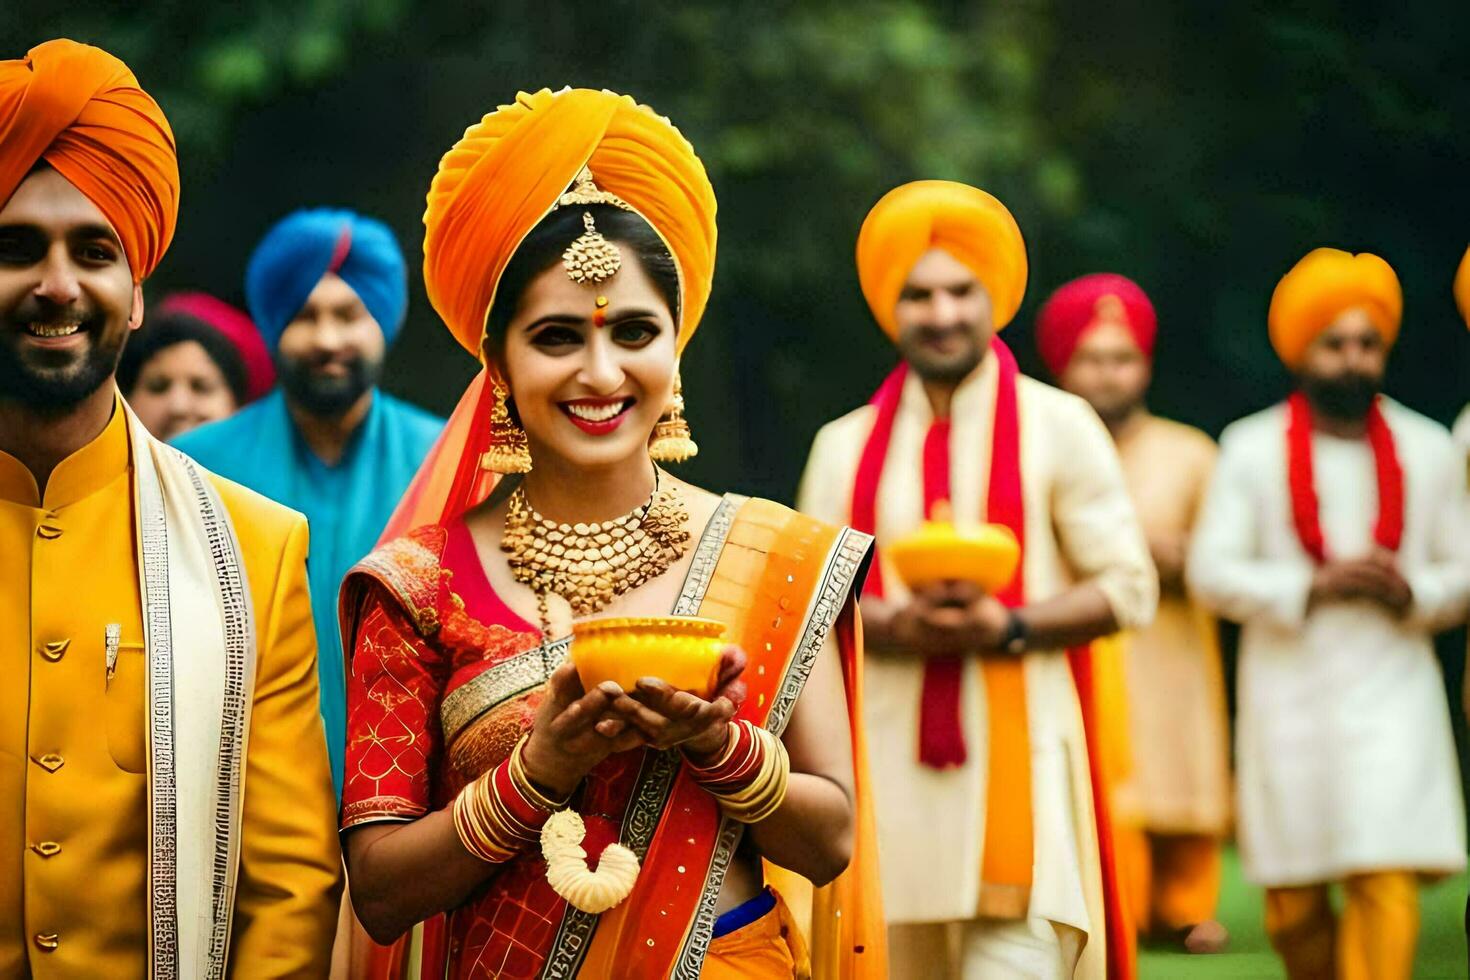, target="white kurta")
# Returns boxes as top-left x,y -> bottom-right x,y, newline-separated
1188,399 -> 1470,887
797,356 -> 1157,972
